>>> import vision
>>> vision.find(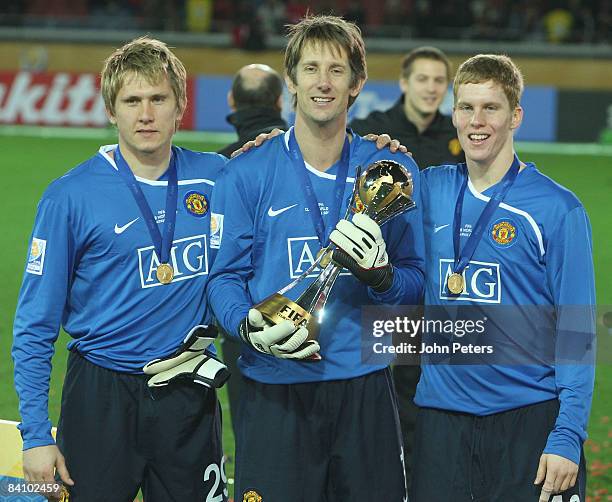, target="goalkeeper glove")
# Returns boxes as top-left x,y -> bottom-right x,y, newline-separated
239,309 -> 320,360
330,213 -> 394,293
143,325 -> 230,388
